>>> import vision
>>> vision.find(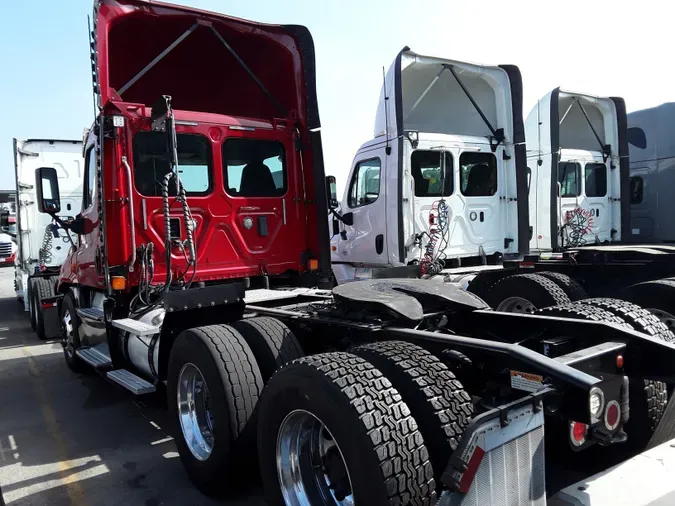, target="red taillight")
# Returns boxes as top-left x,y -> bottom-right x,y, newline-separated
570,421 -> 587,447
604,400 -> 621,431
